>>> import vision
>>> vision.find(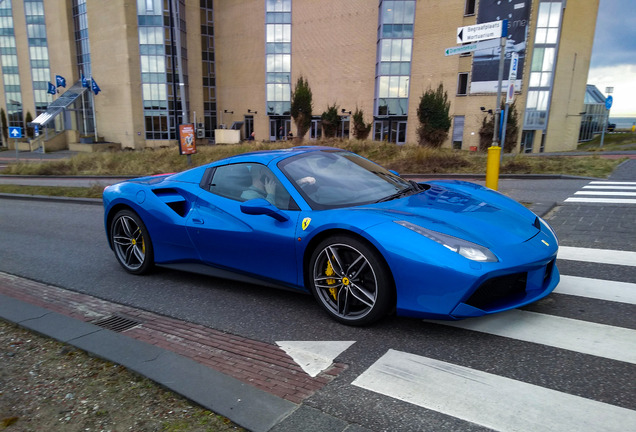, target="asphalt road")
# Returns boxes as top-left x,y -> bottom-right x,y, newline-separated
1,176 -> 635,431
